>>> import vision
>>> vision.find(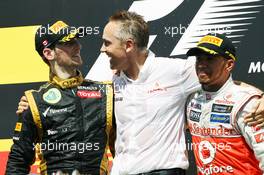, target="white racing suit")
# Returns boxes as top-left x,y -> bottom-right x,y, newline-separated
186,77 -> 264,175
